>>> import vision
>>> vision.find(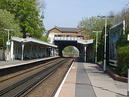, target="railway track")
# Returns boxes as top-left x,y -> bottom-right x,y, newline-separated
0,58 -> 73,97
0,58 -> 63,82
